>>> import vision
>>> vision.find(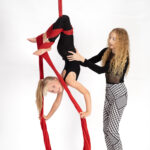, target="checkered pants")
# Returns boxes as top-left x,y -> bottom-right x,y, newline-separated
103,83 -> 128,150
